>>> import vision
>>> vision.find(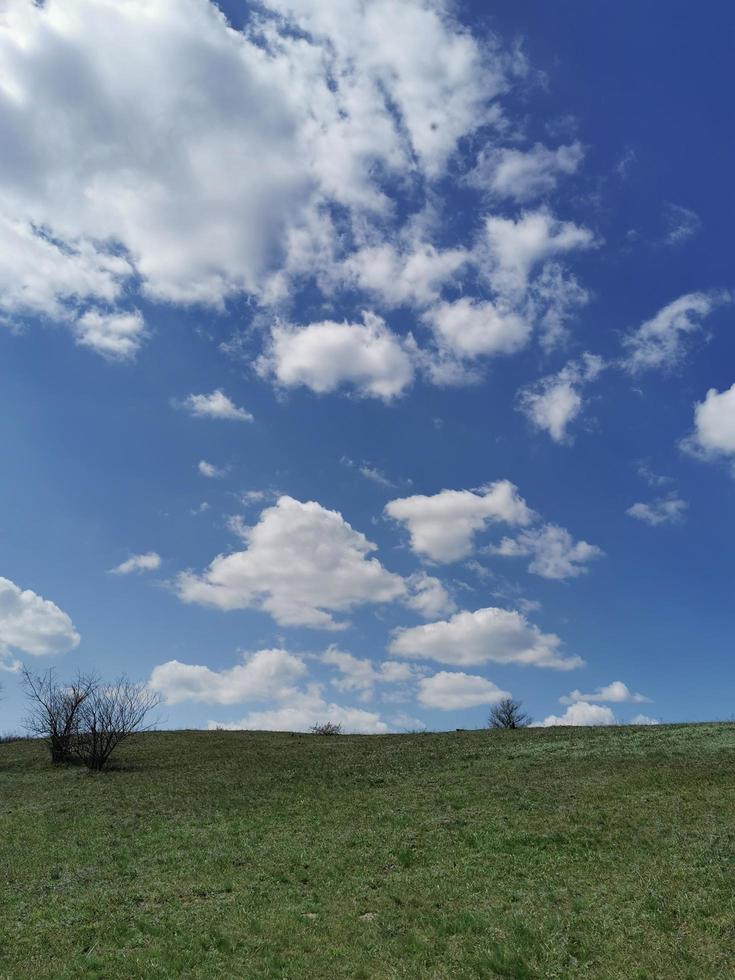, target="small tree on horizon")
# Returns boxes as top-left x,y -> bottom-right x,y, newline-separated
309,721 -> 343,736
487,697 -> 532,730
21,667 -> 97,764
73,677 -> 161,771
